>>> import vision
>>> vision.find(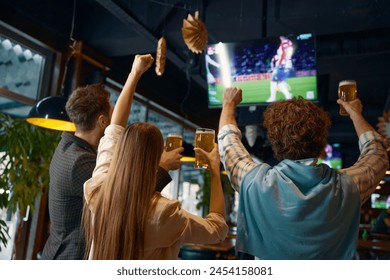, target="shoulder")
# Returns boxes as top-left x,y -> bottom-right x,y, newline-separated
148,196 -> 188,233
155,196 -> 182,216
241,162 -> 272,183
73,151 -> 96,166
152,195 -> 200,225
